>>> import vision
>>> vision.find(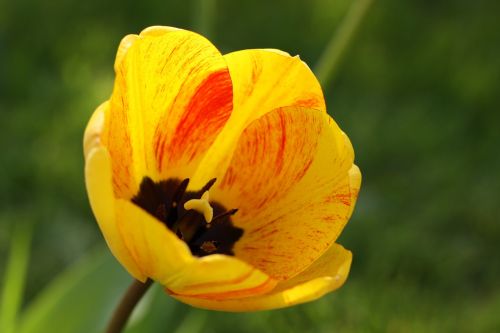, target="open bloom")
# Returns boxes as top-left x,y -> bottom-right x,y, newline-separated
84,26 -> 361,311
